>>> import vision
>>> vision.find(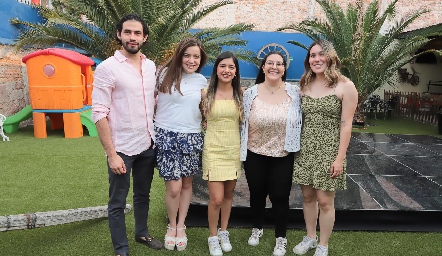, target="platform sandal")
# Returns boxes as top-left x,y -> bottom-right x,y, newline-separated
164,224 -> 176,250
176,225 -> 188,251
